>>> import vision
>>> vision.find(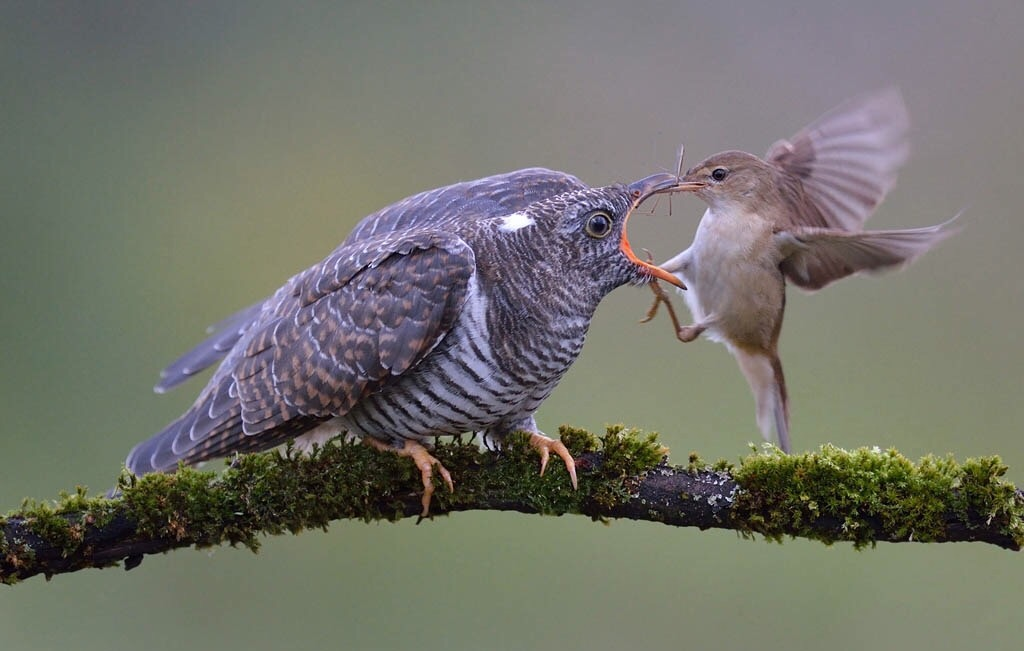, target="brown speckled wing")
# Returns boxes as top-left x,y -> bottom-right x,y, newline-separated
127,229 -> 474,474
233,229 -> 475,435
